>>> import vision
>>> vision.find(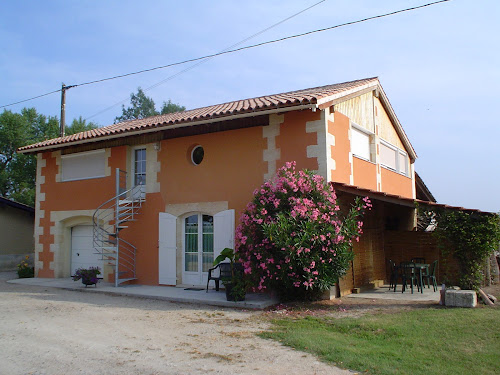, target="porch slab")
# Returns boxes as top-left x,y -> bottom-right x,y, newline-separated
7,277 -> 278,310
345,285 -> 441,302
